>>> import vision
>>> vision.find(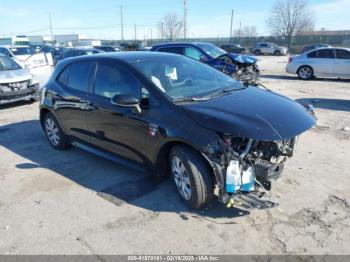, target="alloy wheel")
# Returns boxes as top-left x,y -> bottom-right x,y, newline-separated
45,118 -> 60,146
299,67 -> 312,79
171,156 -> 192,200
